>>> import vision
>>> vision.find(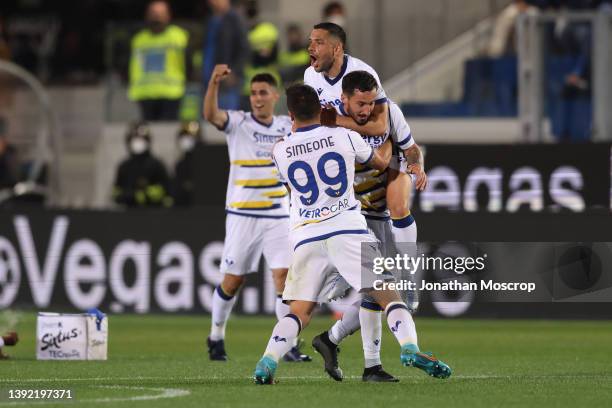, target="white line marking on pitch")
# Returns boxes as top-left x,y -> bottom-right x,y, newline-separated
0,386 -> 190,406
0,374 -> 608,384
